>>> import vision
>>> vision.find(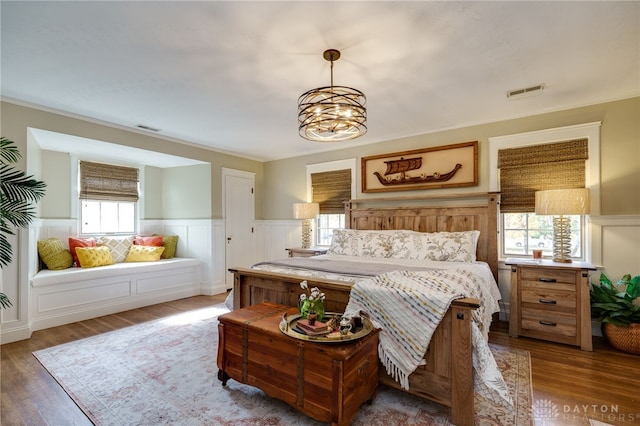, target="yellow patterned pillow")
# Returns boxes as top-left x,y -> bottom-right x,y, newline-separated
37,238 -> 73,270
76,246 -> 114,268
125,245 -> 165,262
